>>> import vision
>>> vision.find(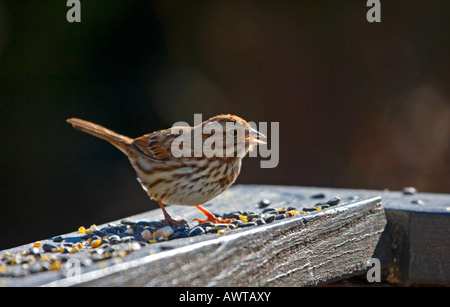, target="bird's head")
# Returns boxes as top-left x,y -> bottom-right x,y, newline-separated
198,114 -> 266,159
